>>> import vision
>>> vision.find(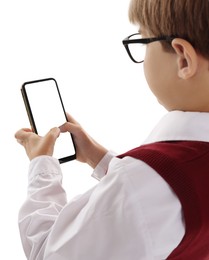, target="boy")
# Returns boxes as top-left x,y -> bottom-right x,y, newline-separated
15,0 -> 209,259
